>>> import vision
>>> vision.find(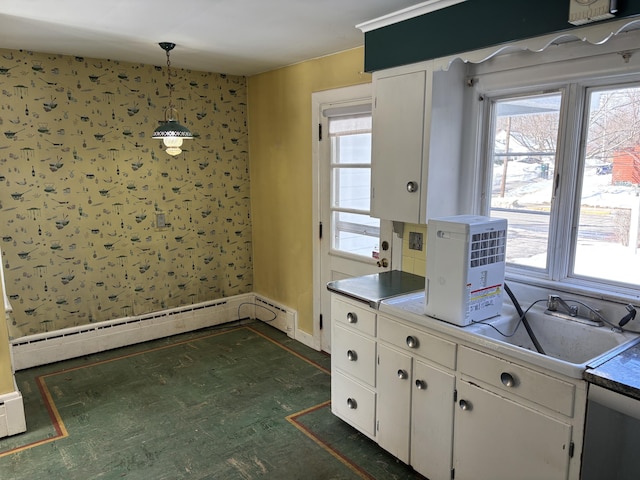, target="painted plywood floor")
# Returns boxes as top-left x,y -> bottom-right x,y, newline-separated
0,321 -> 424,479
